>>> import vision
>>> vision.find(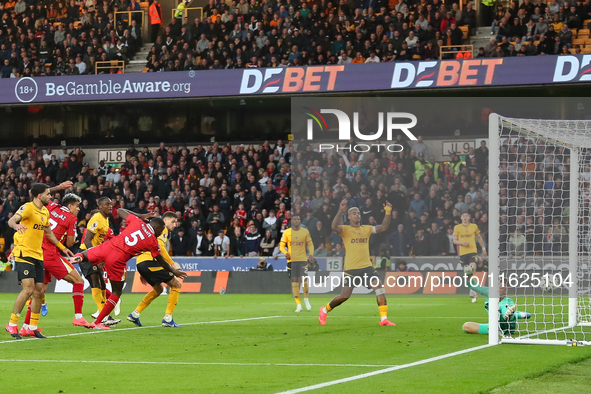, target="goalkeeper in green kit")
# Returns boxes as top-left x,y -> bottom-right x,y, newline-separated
462,272 -> 531,335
